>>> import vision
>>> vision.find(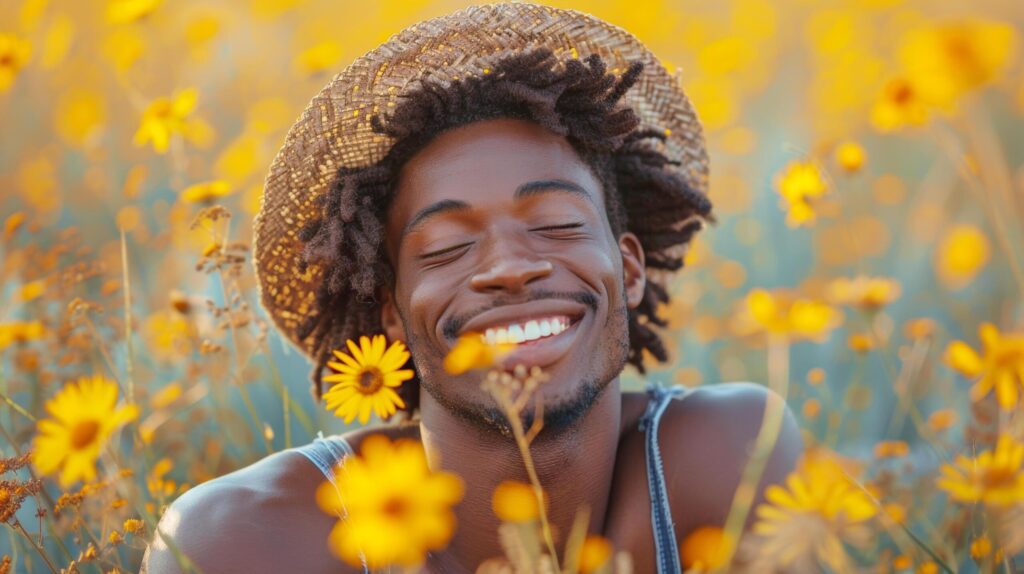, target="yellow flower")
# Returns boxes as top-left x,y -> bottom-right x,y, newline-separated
32,375 -> 139,487
937,434 -> 1024,506
874,440 -> 910,459
753,449 -> 876,572
133,88 -> 212,154
827,276 -> 902,311
578,535 -> 614,574
944,323 -> 1024,410
970,536 -> 992,560
899,19 -> 1016,109
295,41 -> 344,76
323,335 -> 413,424
143,310 -> 196,362
316,434 -> 464,569
935,225 -> 990,289
0,34 -> 31,93
802,398 -> 821,419
492,480 -> 543,523
834,141 -> 866,173
927,409 -> 957,432
180,180 -> 233,204
680,526 -> 731,571
443,333 -> 515,375
871,78 -> 930,132
107,0 -> 162,24
738,288 -> 842,341
0,321 -> 46,351
774,160 -> 829,227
